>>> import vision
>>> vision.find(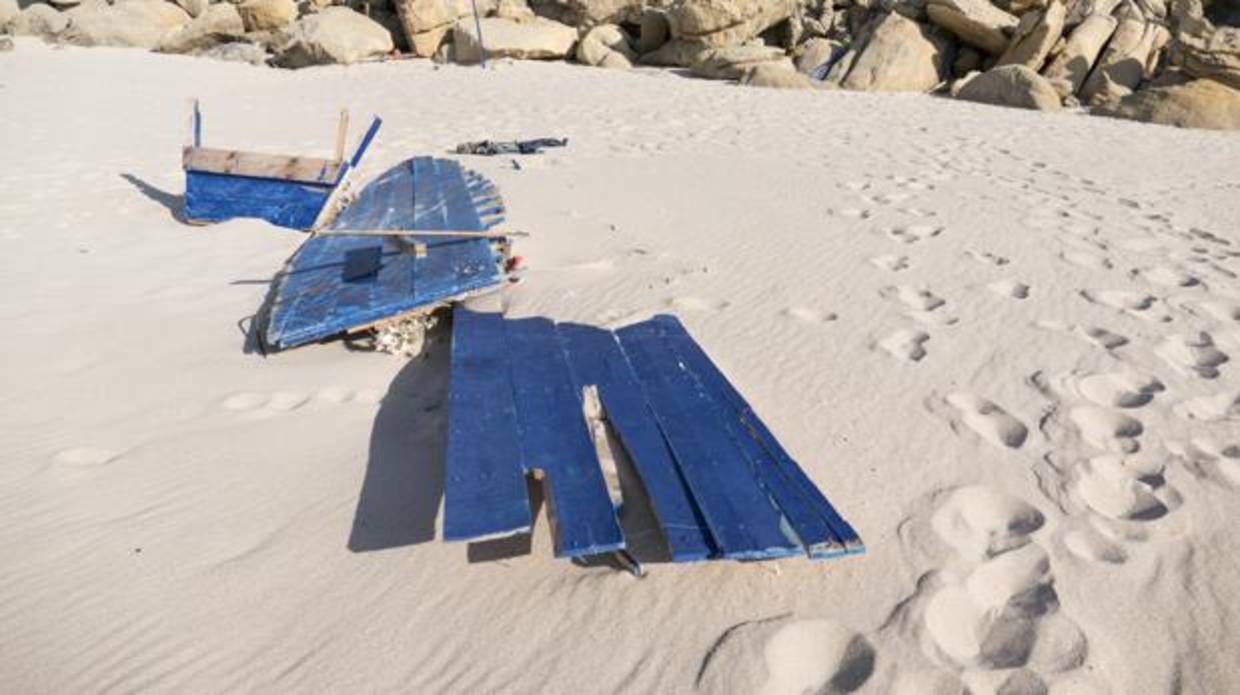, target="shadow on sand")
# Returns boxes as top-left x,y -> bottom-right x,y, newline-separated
120,173 -> 188,224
